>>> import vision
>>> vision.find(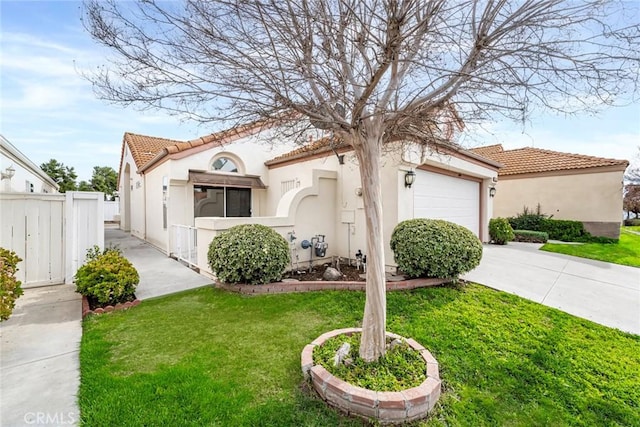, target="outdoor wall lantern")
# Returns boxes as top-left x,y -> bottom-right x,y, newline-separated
489,186 -> 497,198
404,170 -> 416,188
1,165 -> 15,180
